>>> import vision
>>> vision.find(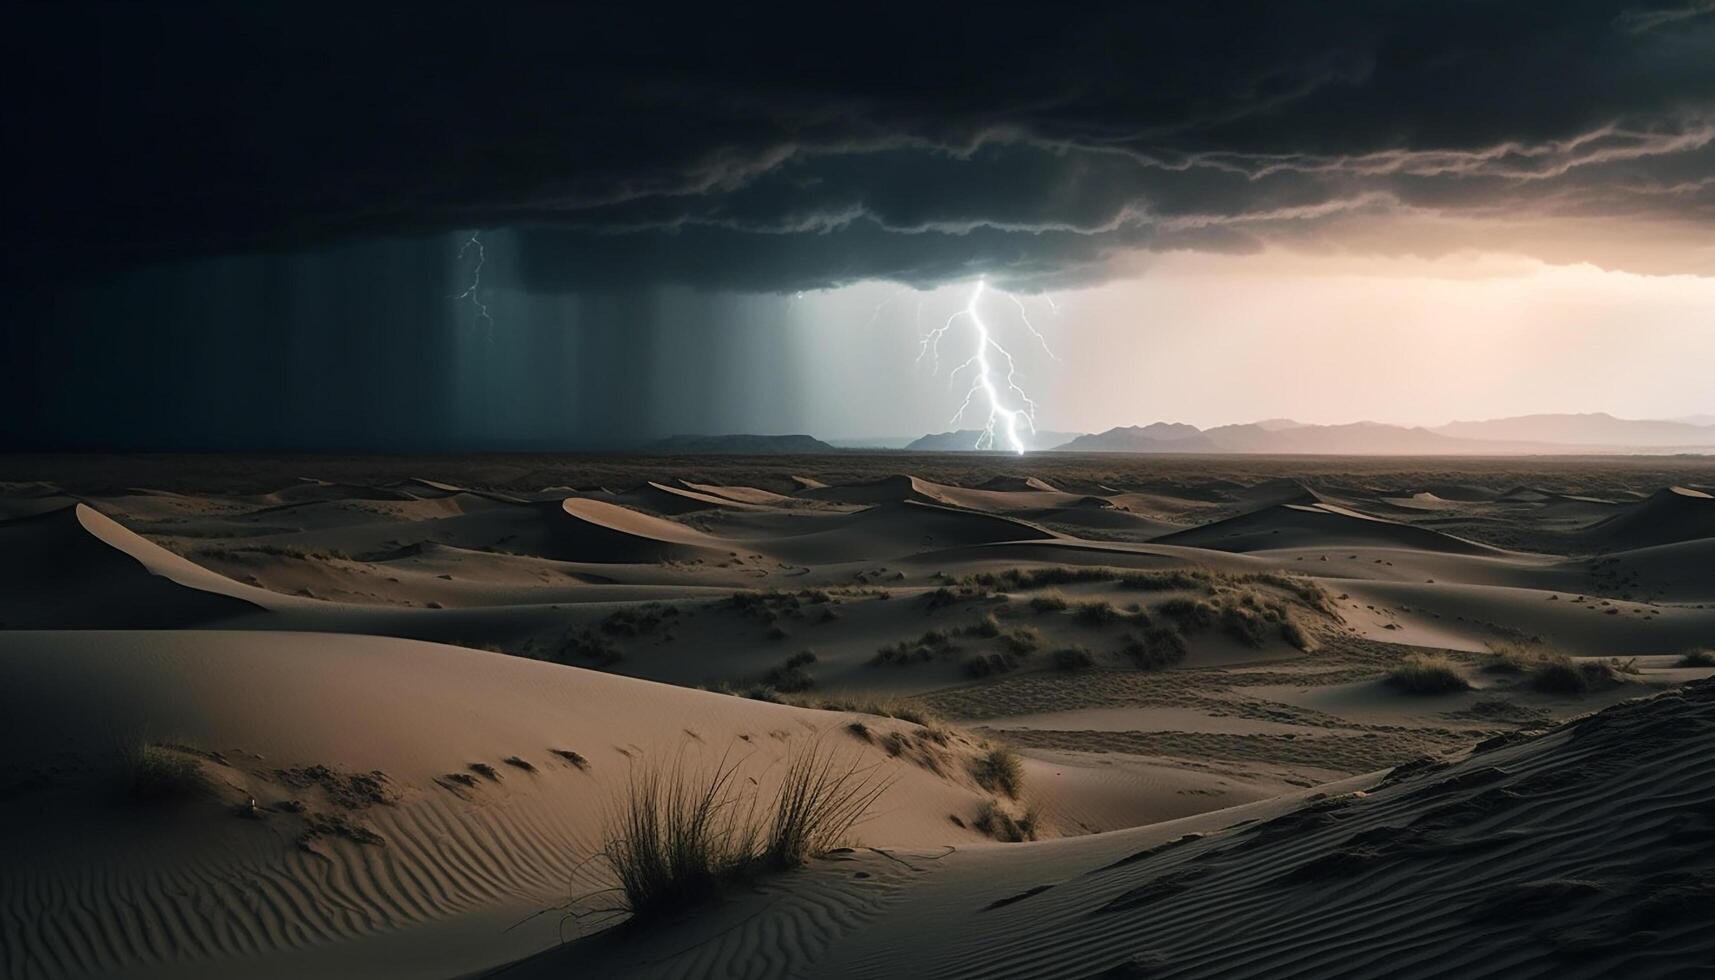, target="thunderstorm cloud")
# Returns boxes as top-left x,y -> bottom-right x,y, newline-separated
7,1 -> 1715,291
